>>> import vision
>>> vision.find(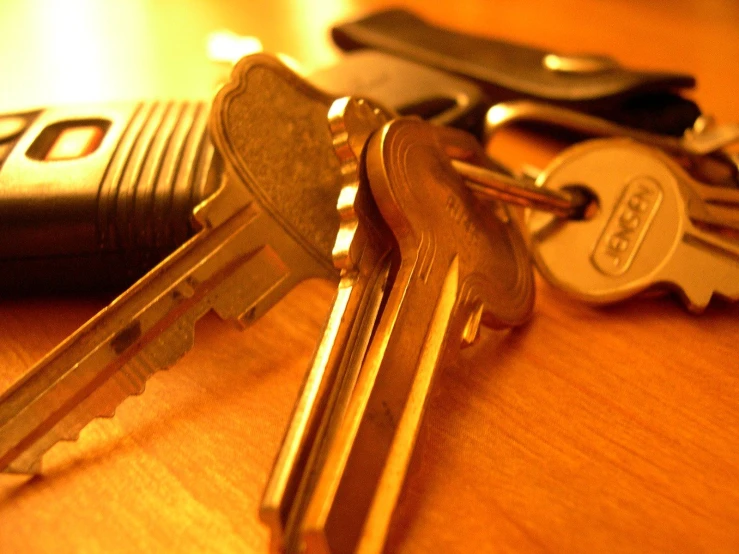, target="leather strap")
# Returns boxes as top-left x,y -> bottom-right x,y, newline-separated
332,9 -> 701,135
